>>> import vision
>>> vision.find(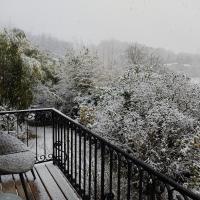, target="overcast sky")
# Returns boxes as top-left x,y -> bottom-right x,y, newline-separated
1,0 -> 200,54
